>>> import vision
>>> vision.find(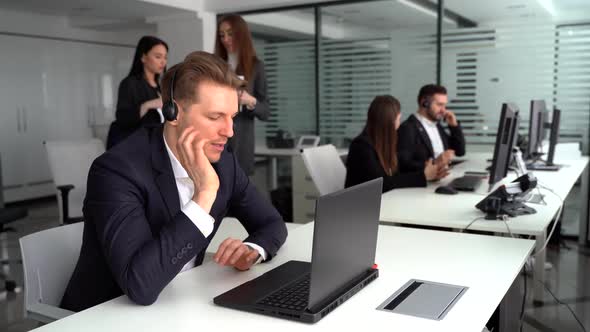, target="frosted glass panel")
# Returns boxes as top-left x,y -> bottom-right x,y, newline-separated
320,0 -> 438,148
244,11 -> 317,146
